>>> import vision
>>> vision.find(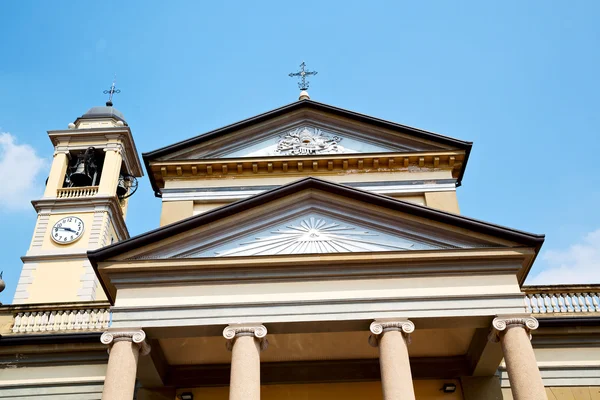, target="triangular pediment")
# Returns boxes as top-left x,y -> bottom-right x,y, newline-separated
126,209 -> 470,261
89,178 -> 543,265
144,100 -> 471,161
217,123 -> 401,158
